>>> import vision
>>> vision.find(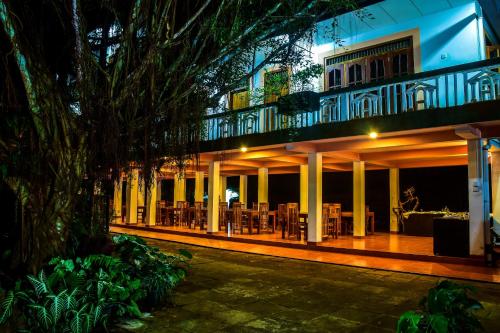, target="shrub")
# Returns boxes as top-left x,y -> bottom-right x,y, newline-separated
0,234 -> 191,332
397,280 -> 484,333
